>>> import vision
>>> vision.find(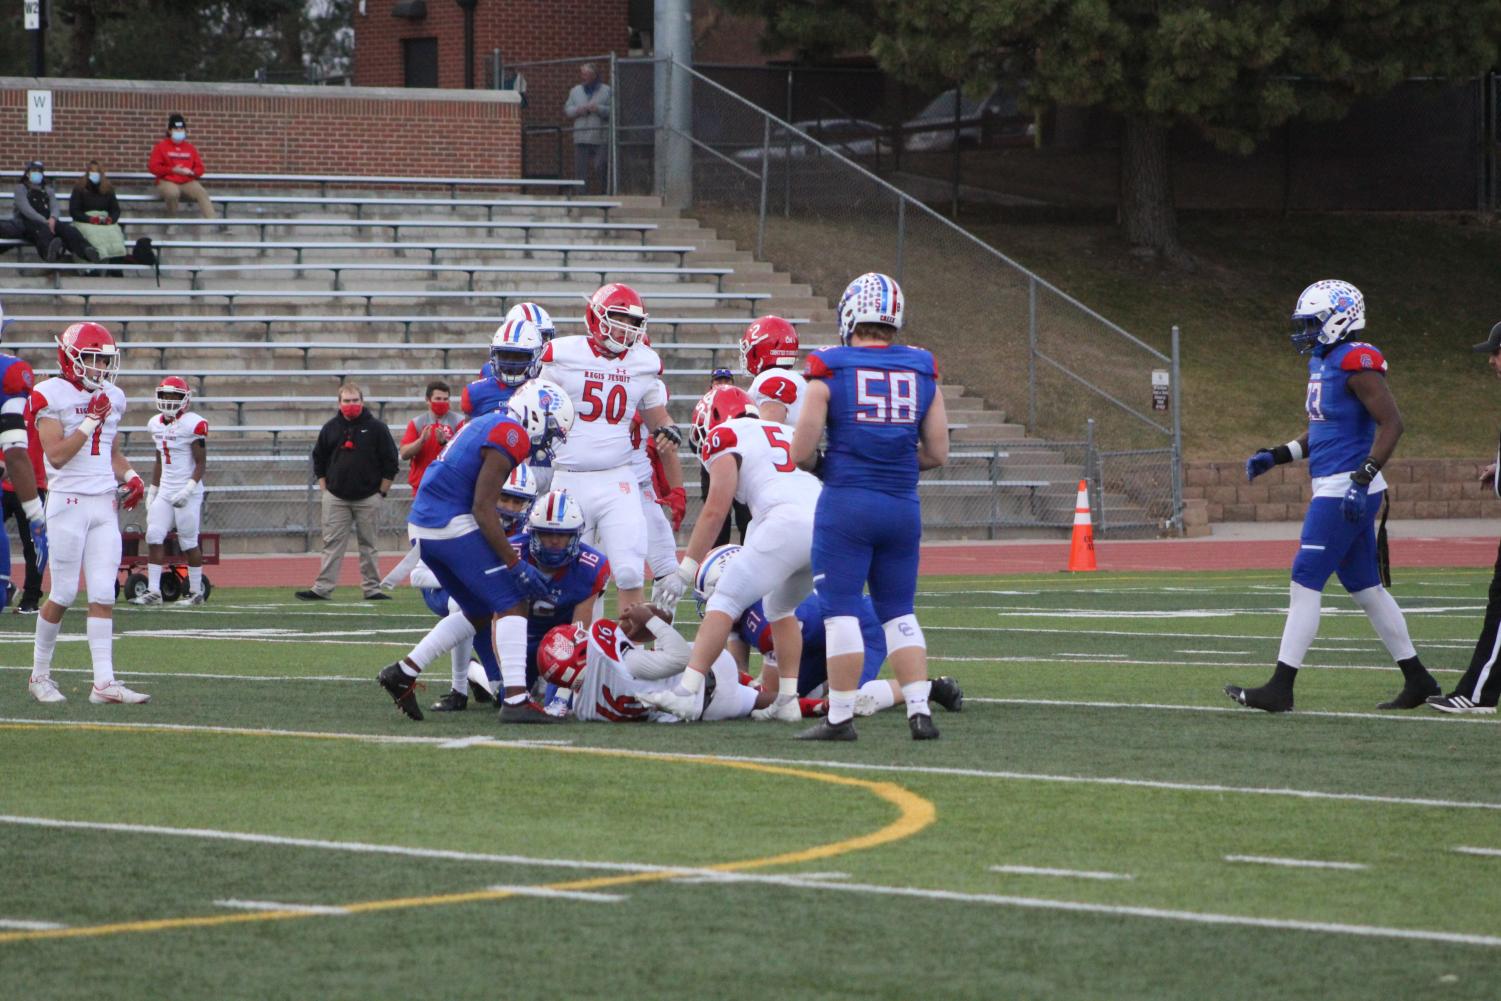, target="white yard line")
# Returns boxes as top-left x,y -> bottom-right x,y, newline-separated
989,865 -> 1133,881
965,697 -> 1498,725
483,885 -> 625,902
925,657 -> 1461,675
1452,846 -> 1501,858
1223,855 -> 1369,871
0,918 -> 66,930
214,899 -> 350,915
